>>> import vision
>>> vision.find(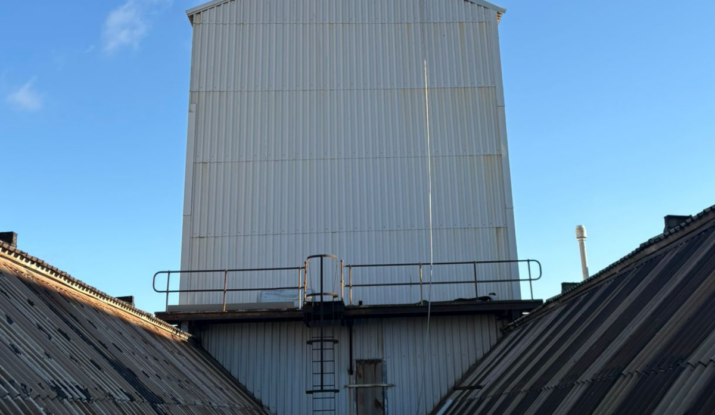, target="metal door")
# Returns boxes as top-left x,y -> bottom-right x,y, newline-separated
356,360 -> 385,415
